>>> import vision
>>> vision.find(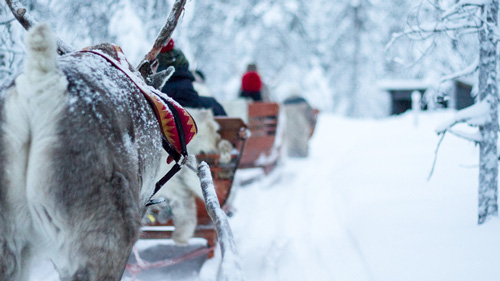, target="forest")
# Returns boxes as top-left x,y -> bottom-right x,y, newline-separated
0,0 -> 479,117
